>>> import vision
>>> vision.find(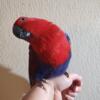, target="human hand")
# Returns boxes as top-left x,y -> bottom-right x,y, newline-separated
22,73 -> 82,100
50,73 -> 82,100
